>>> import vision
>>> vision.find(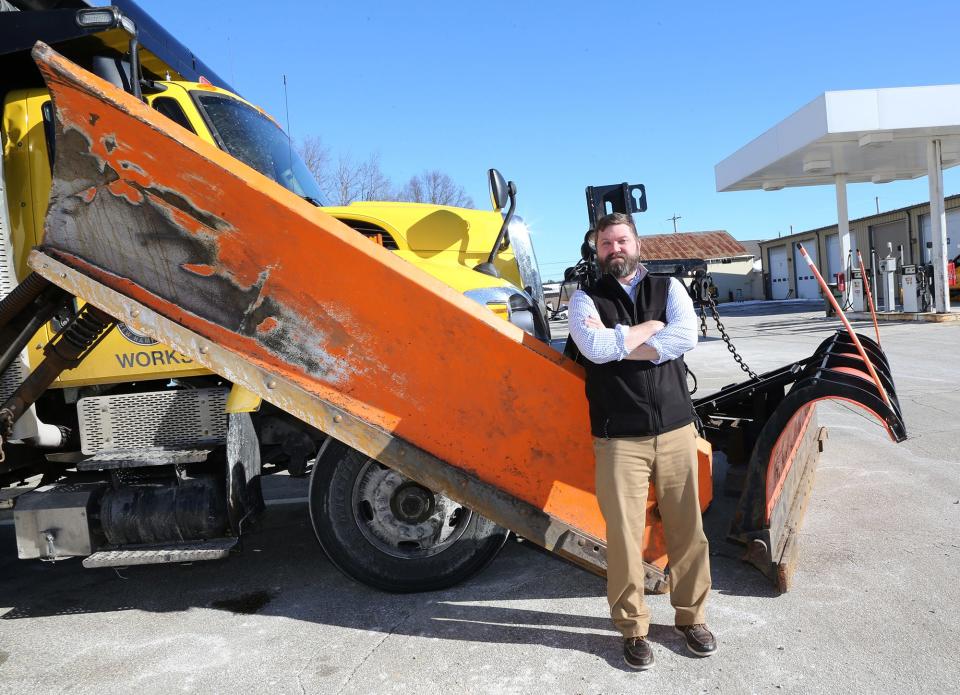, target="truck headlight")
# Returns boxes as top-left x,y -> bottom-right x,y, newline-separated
463,287 -> 539,337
